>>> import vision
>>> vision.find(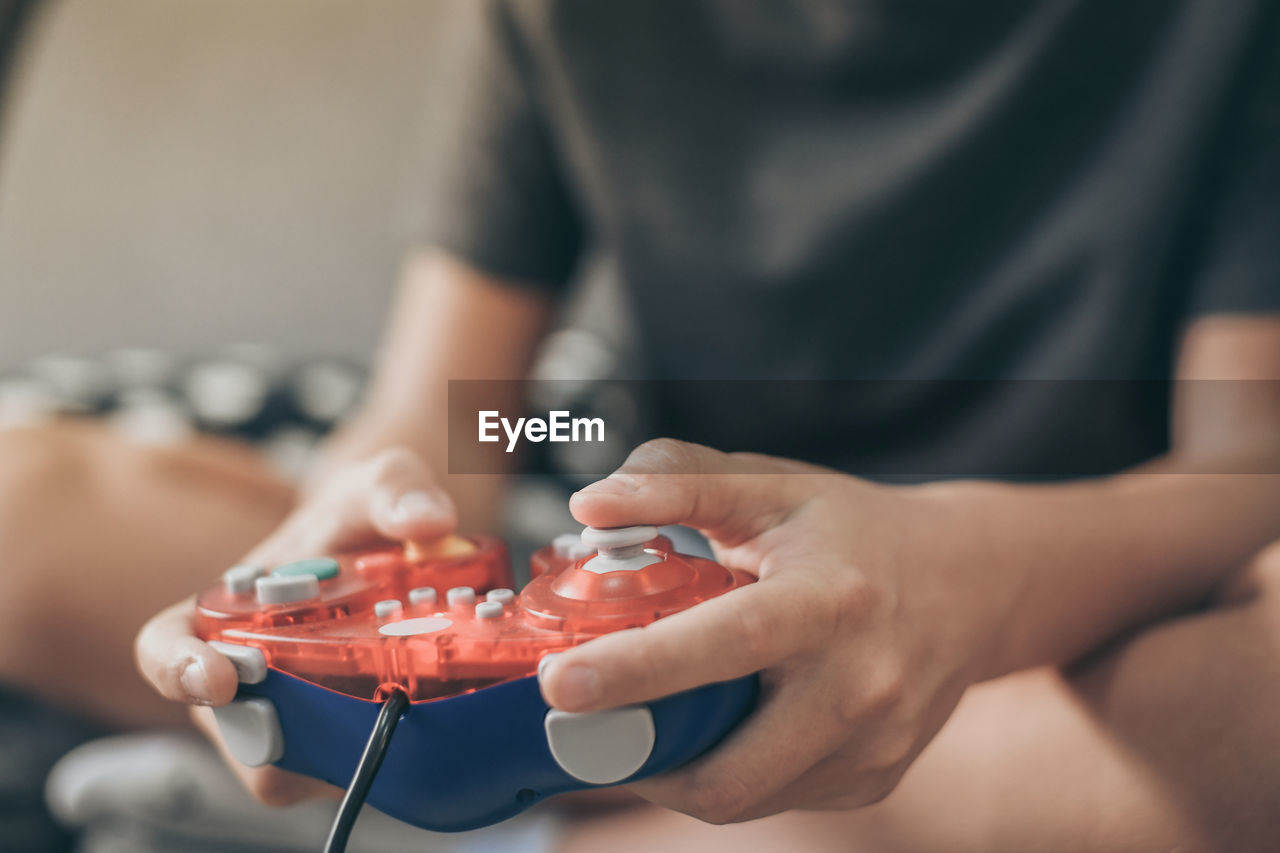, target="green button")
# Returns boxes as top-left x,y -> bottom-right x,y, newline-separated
273,557 -> 340,582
